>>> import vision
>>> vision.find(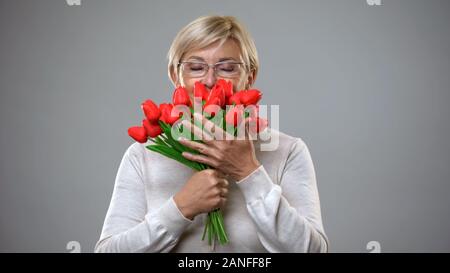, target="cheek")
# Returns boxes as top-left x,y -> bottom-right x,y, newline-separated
233,77 -> 246,91
181,79 -> 196,95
